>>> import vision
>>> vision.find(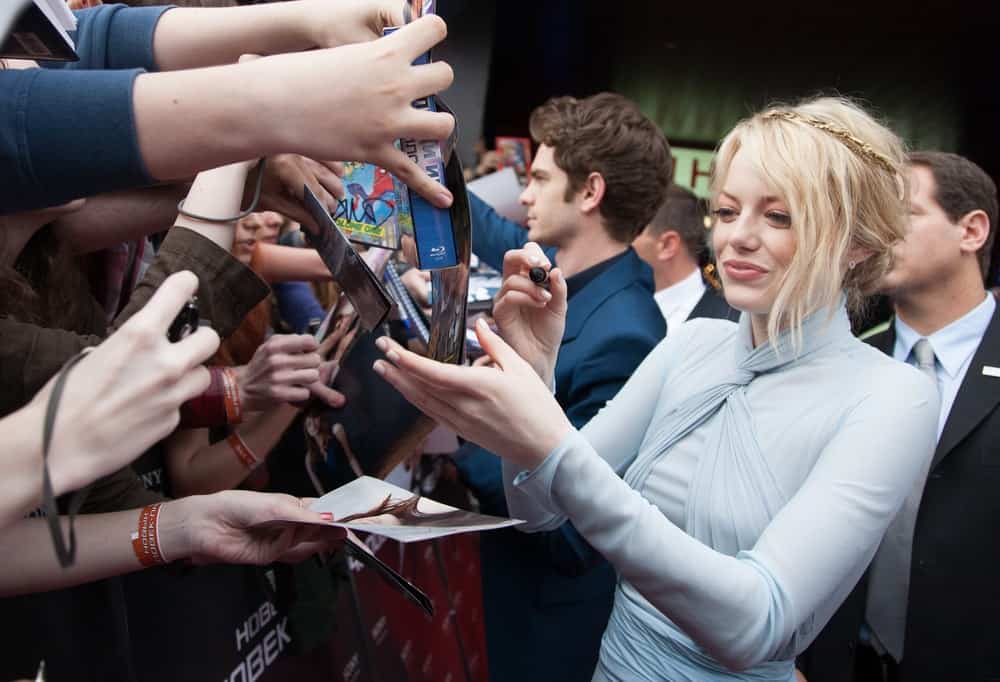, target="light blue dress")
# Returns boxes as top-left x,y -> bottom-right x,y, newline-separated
504,303 -> 939,681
